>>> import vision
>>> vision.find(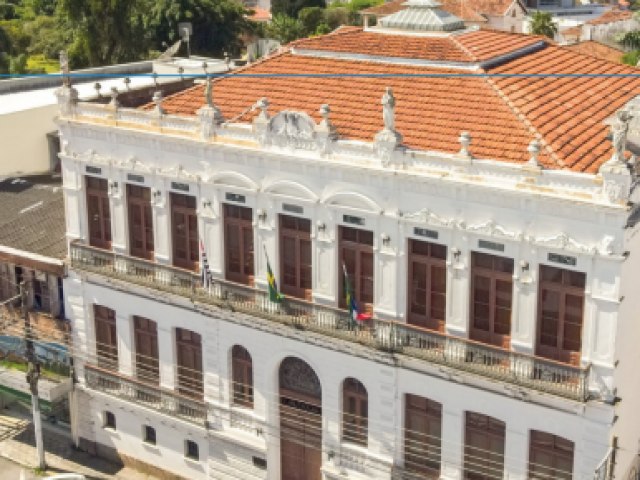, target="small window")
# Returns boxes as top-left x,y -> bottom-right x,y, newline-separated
104,411 -> 116,429
143,425 -> 156,445
185,440 -> 199,460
